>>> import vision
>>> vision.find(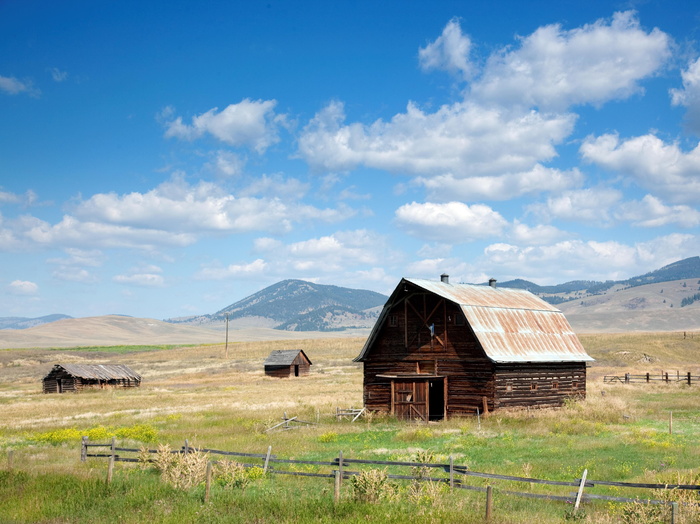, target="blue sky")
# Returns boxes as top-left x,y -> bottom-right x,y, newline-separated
1,0 -> 700,320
